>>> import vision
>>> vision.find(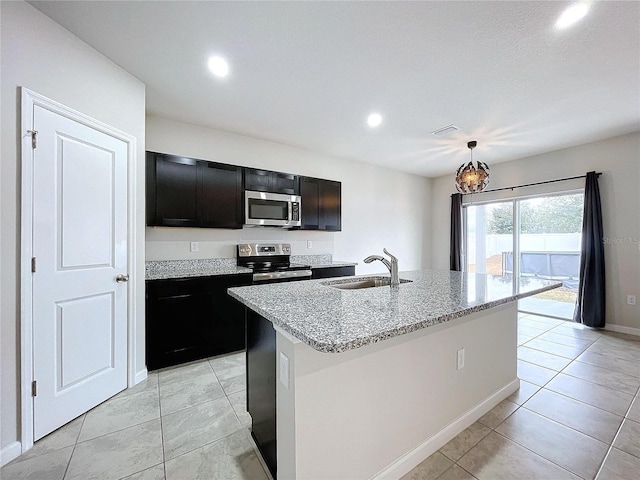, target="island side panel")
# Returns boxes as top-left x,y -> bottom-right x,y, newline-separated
246,309 -> 277,478
276,303 -> 518,480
